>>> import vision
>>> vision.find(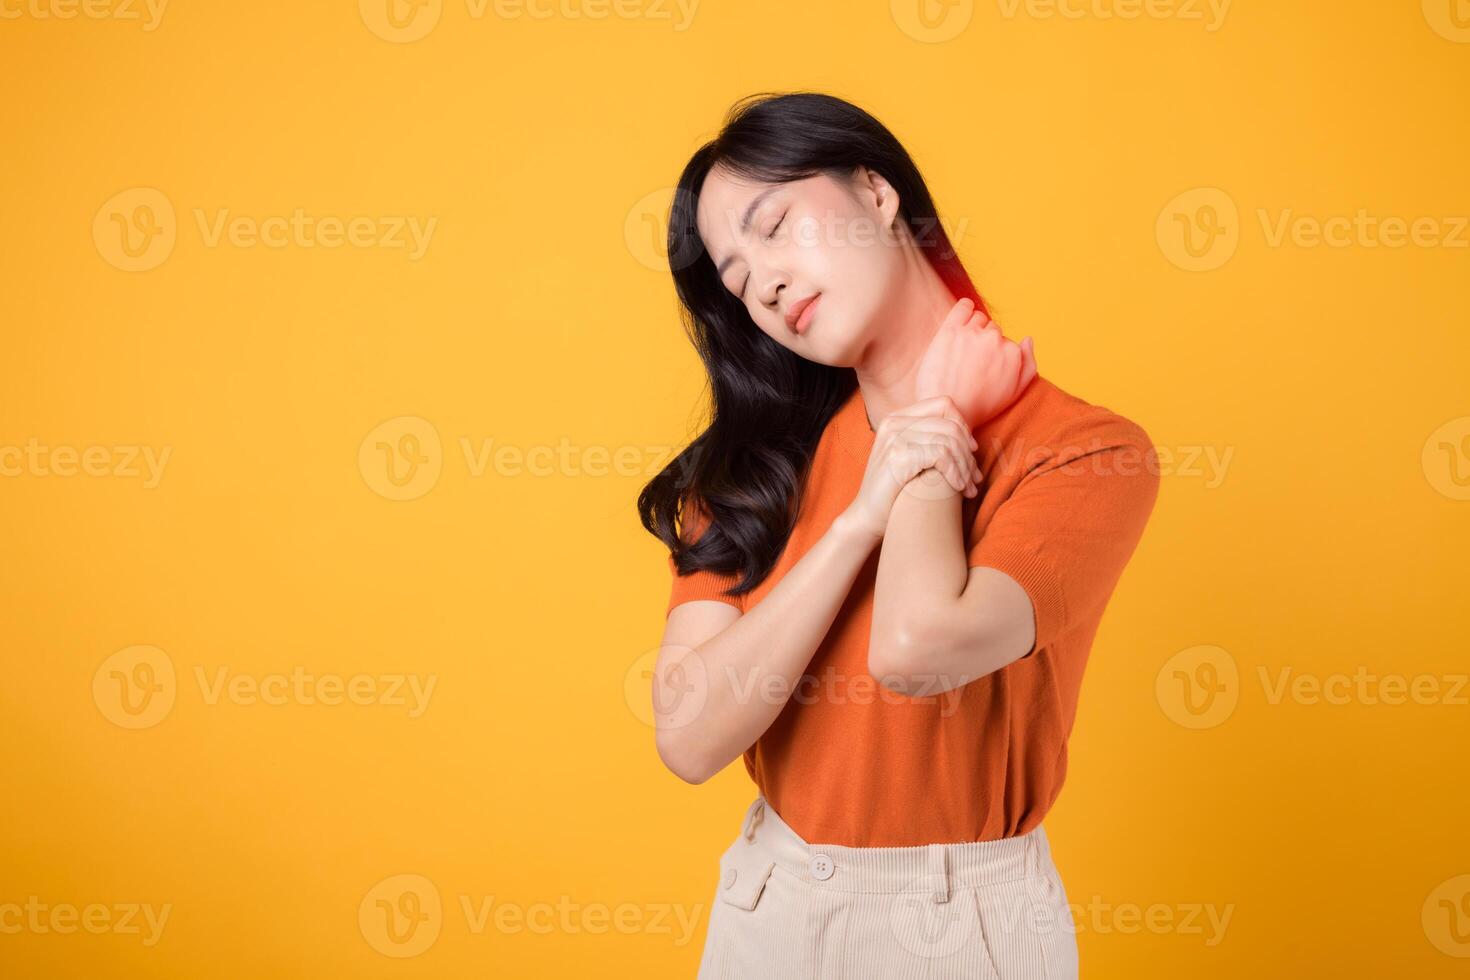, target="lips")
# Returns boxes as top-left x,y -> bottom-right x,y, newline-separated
785,293 -> 821,334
